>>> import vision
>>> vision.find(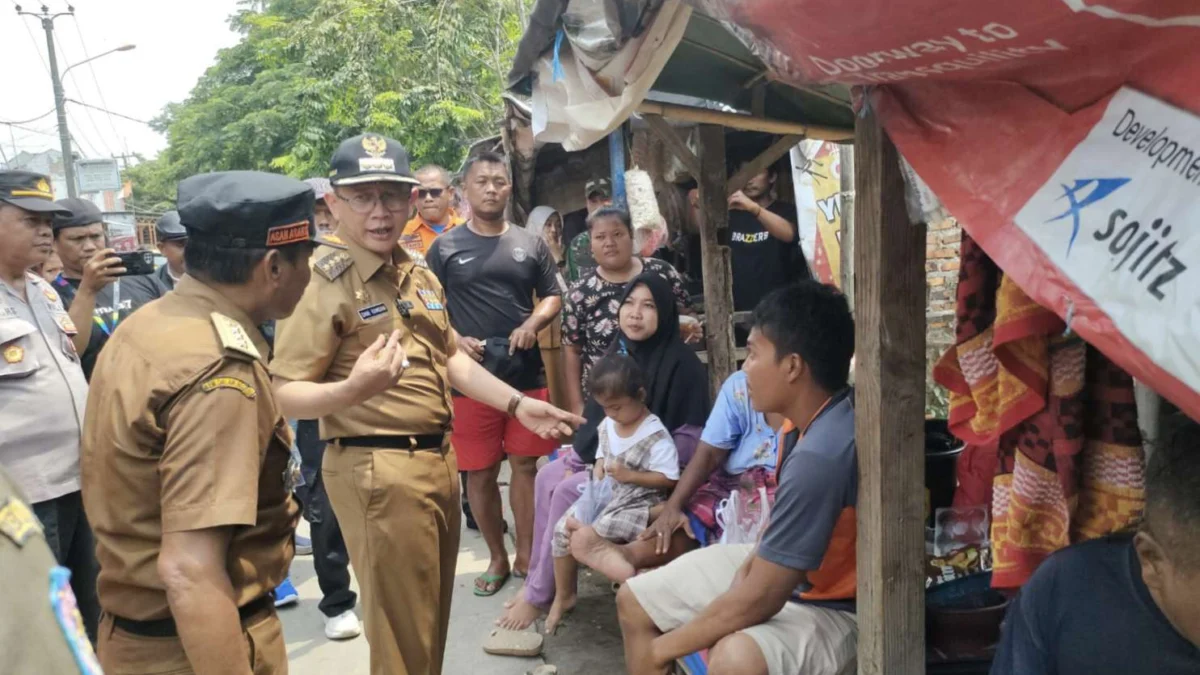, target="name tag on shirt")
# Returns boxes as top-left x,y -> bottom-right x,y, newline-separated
358,303 -> 388,321
0,306 -> 16,320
